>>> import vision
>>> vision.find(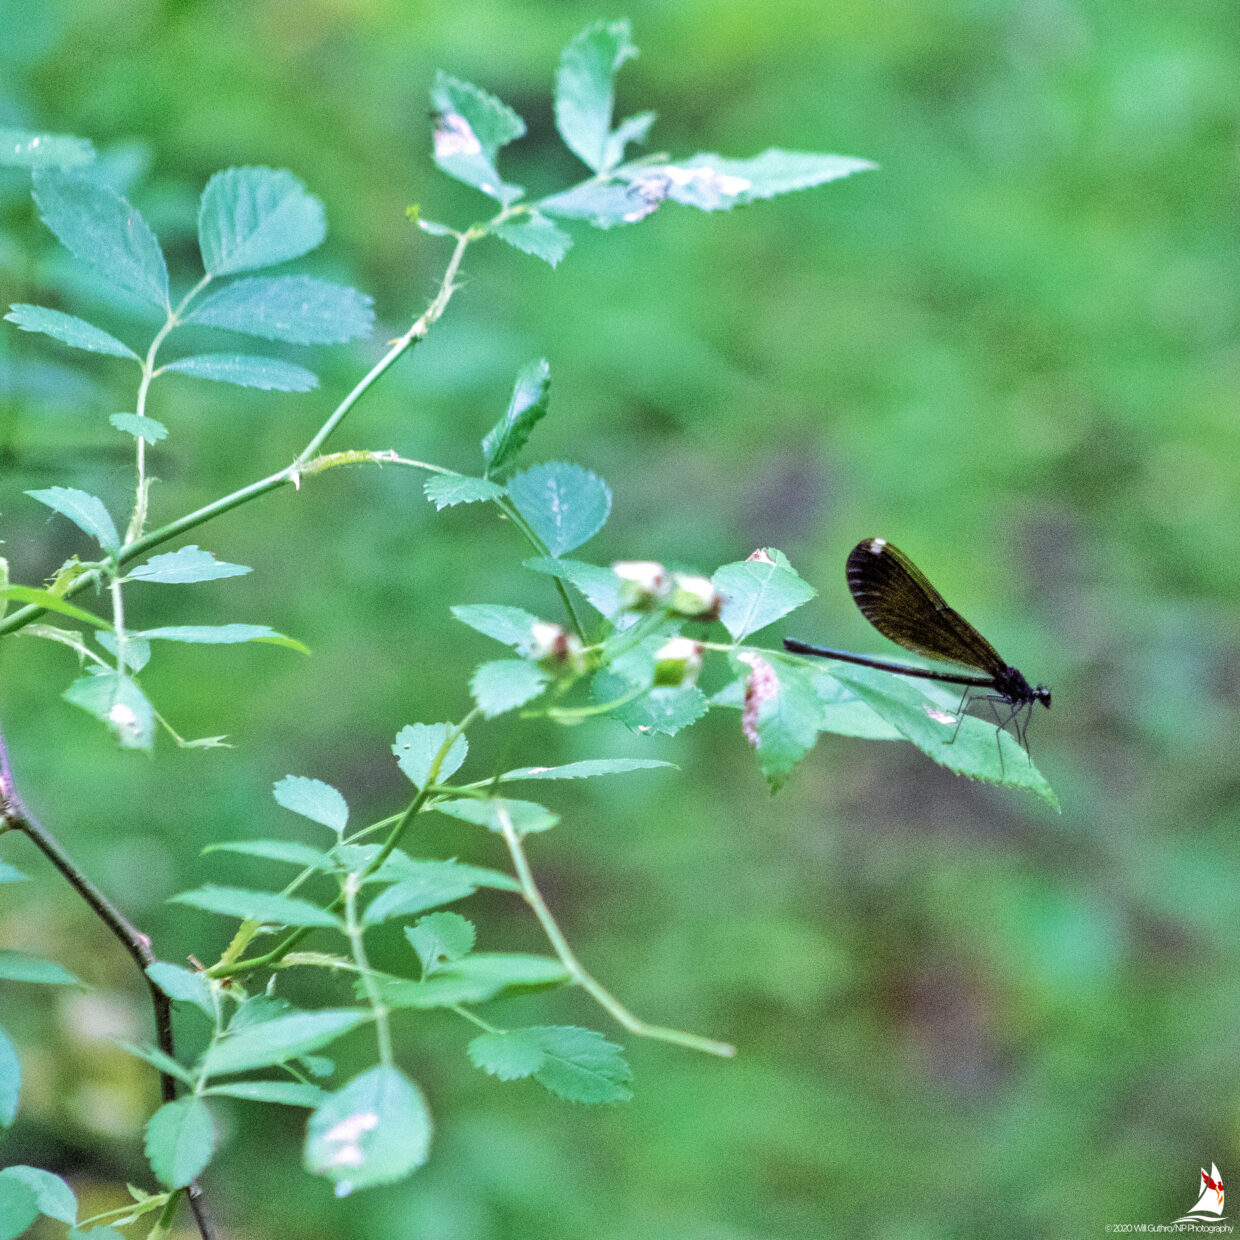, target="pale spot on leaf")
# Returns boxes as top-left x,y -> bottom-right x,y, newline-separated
433,111 -> 482,158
